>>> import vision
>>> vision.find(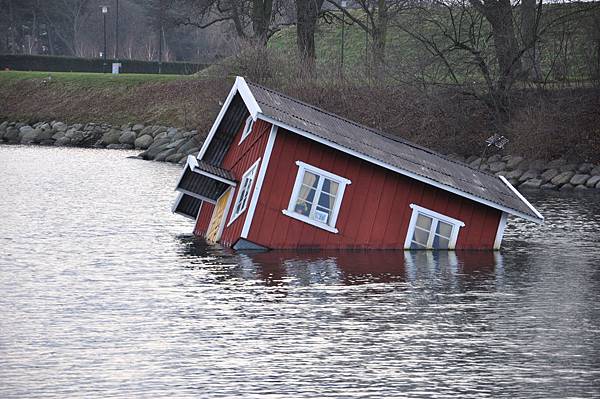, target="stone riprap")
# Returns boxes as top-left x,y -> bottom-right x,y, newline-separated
2,120 -> 599,190
450,154 -> 600,191
0,120 -> 203,164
